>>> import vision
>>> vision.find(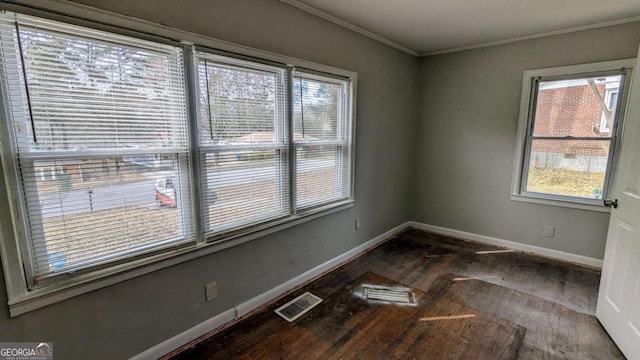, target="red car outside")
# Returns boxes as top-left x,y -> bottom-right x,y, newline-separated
155,178 -> 176,207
